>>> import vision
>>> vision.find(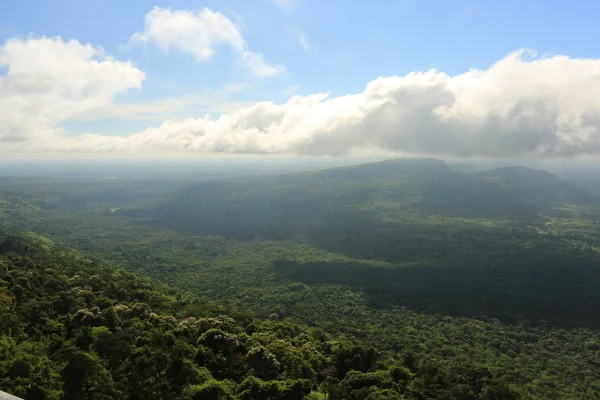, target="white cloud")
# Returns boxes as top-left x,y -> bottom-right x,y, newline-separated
5,49 -> 600,159
0,36 -> 144,148
130,7 -> 284,77
240,50 -> 284,77
75,84 -> 254,121
76,94 -> 257,122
